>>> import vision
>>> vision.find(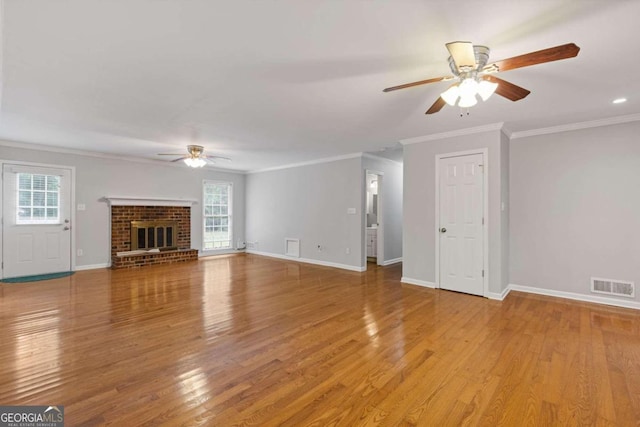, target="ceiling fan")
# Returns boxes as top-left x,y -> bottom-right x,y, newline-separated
383,42 -> 580,114
157,145 -> 231,168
